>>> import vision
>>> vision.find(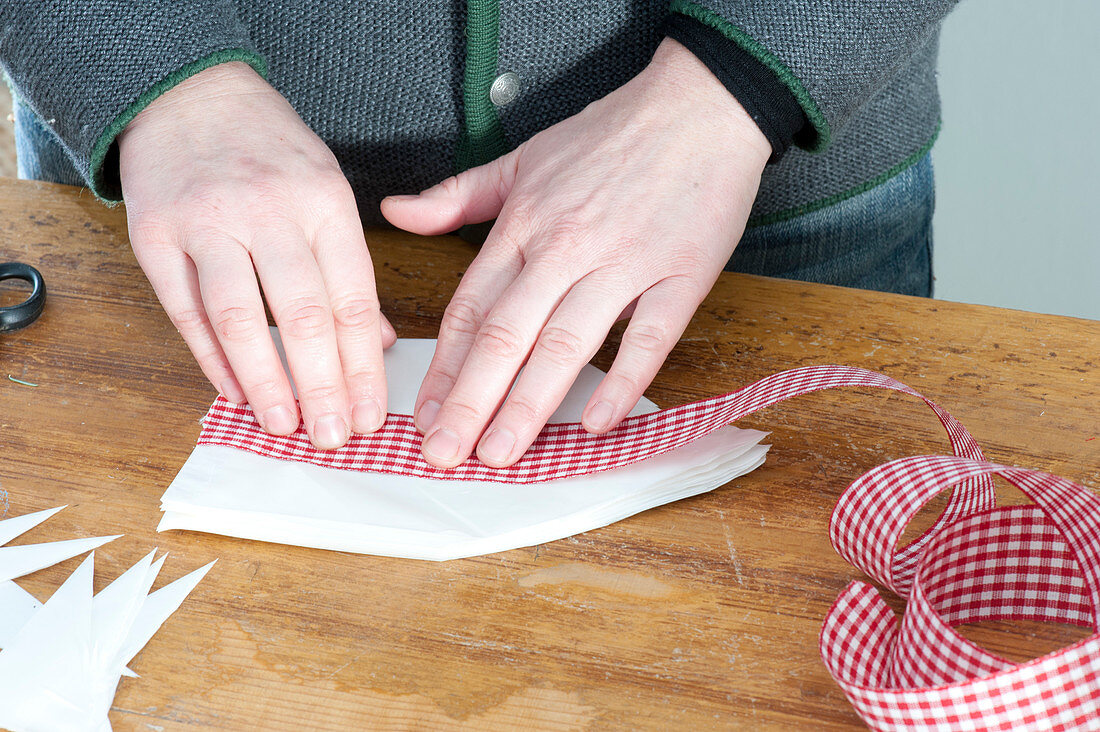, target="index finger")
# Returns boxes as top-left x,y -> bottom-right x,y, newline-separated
413,240 -> 523,433
420,260 -> 572,468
